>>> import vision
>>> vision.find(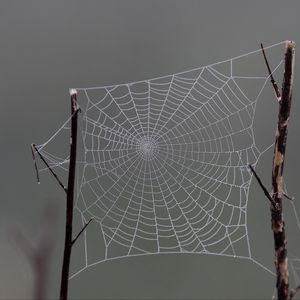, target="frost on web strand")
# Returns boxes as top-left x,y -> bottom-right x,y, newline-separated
36,42 -> 293,279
